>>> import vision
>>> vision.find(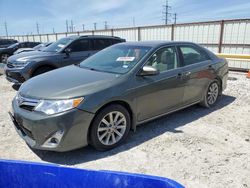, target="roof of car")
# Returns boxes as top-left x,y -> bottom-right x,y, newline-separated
117,41 -> 198,48
67,35 -> 124,40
